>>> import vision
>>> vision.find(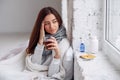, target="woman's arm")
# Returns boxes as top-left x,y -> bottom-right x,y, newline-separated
31,21 -> 45,64
48,47 -> 74,80
31,44 -> 44,64
25,44 -> 49,72
48,51 -> 65,80
47,39 -> 74,80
